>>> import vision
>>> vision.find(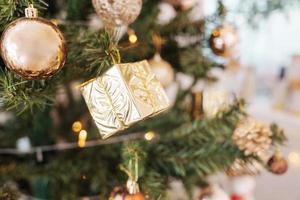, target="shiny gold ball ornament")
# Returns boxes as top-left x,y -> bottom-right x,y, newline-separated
209,24 -> 238,57
148,53 -> 174,87
232,118 -> 273,156
267,154 -> 288,175
92,0 -> 142,27
0,5 -> 66,80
